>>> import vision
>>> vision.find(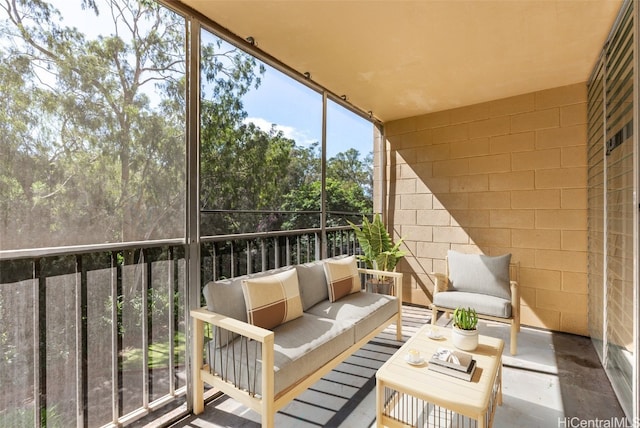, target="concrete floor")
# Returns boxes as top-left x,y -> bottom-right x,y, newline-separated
170,305 -> 626,428
474,318 -> 626,427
